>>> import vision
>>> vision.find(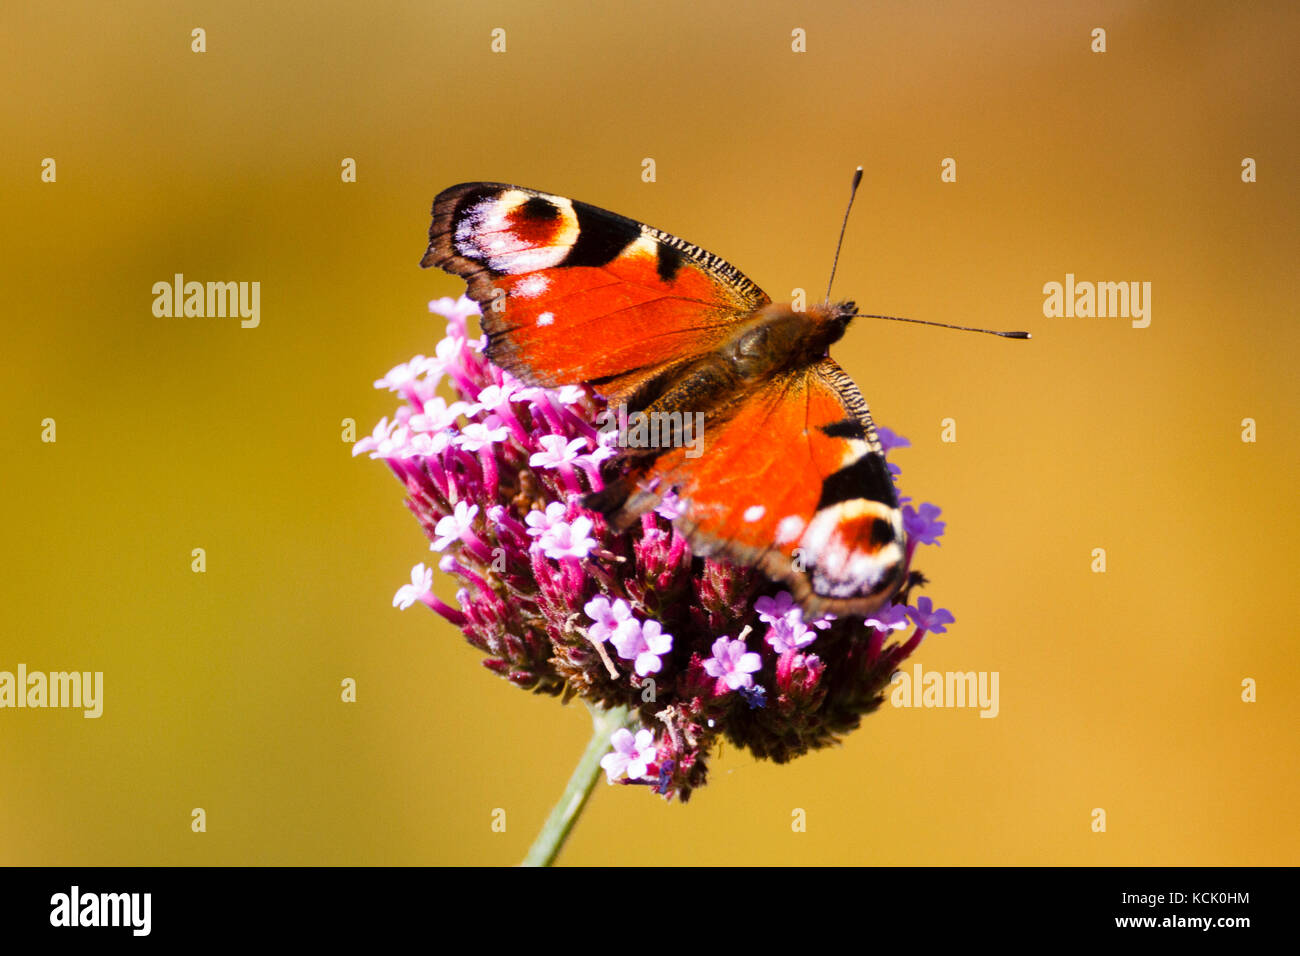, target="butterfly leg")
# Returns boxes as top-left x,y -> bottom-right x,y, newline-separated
581,467 -> 655,530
